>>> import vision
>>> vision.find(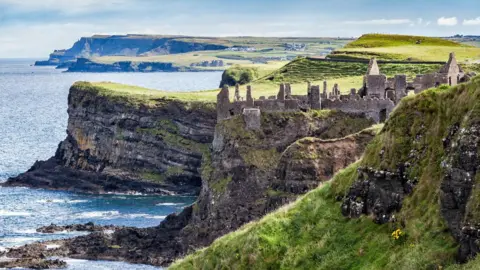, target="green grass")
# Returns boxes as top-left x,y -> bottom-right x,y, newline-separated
332,34 -> 480,62
260,57 -> 442,83
344,34 -> 464,48
73,81 -> 219,104
171,76 -> 480,270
